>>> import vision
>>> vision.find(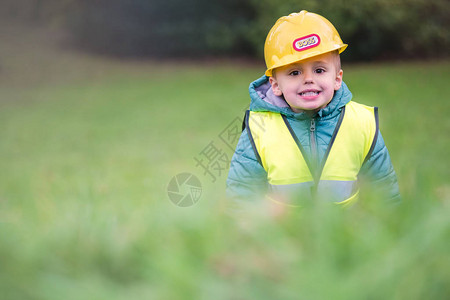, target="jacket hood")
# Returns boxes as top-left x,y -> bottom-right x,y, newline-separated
249,75 -> 353,120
